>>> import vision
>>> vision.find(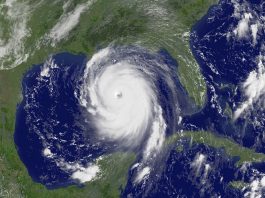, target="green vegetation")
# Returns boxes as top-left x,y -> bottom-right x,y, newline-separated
169,0 -> 217,26
229,181 -> 248,190
85,4 -> 148,48
0,0 -> 219,107
176,144 -> 184,152
169,131 -> 265,166
224,103 -> 233,118
0,146 -> 135,198
62,0 -> 148,54
128,0 -> 219,106
164,0 -> 218,106
25,1 -> 64,43
0,6 -> 11,42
